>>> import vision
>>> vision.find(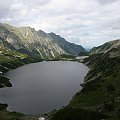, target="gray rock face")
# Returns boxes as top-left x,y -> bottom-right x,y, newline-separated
48,32 -> 86,55
0,23 -> 86,59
